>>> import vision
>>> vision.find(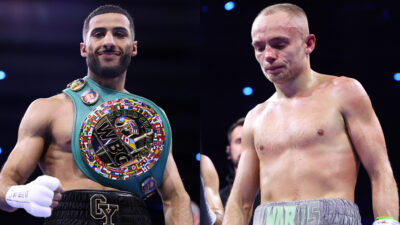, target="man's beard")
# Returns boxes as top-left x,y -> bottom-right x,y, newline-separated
87,50 -> 131,79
